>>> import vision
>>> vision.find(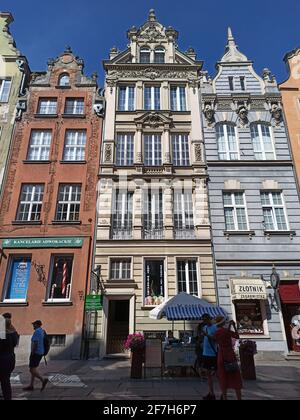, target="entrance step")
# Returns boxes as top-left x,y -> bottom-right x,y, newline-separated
285,352 -> 300,361
104,353 -> 130,360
